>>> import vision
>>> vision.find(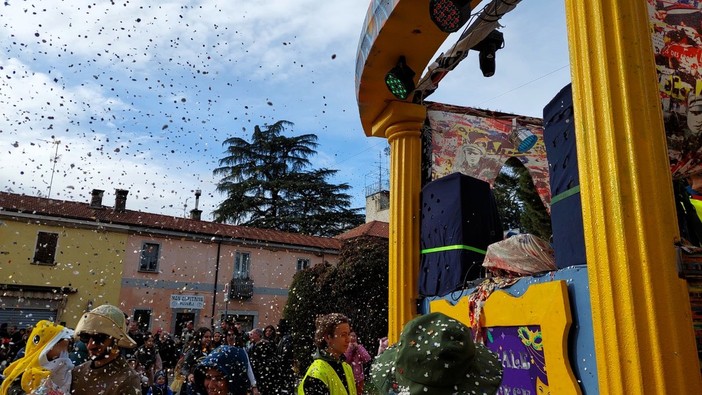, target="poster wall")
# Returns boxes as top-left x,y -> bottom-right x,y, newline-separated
649,1 -> 702,178
427,102 -> 551,208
